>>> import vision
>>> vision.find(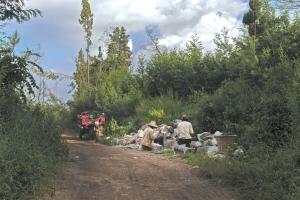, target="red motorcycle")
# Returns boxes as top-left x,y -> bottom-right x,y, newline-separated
78,112 -> 95,140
